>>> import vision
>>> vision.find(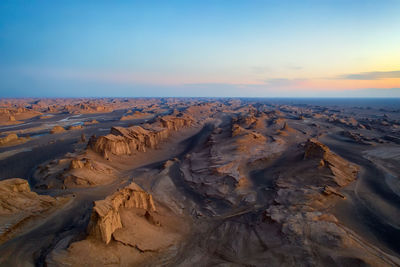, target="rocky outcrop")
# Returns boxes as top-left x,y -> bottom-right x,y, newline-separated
231,124 -> 246,137
304,139 -> 359,186
0,107 -> 41,126
251,141 -> 384,266
341,131 -> 373,145
159,116 -> 193,130
89,134 -> 131,157
304,138 -> 331,159
50,126 -> 66,134
88,182 -> 156,244
277,122 -> 297,136
0,178 -> 68,244
83,119 -> 99,125
328,116 -> 365,129
0,134 -> 29,147
0,178 -> 57,215
89,115 -> 193,157
35,155 -> 116,189
69,158 -> 90,169
64,103 -> 113,114
232,112 -> 267,130
68,125 -> 83,131
49,178 -> 187,266
2,134 -> 17,143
